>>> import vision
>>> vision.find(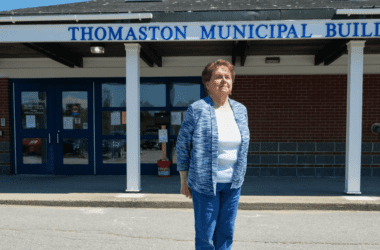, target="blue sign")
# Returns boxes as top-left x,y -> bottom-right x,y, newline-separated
0,20 -> 380,42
